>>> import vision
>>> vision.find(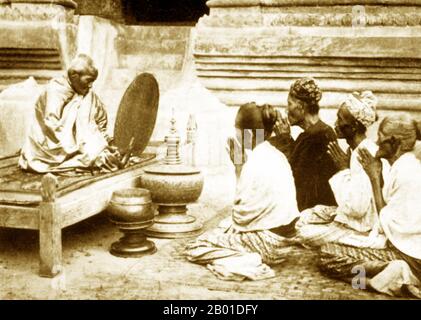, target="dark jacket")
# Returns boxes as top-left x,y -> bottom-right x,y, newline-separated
270,120 -> 338,212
